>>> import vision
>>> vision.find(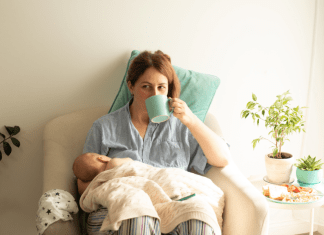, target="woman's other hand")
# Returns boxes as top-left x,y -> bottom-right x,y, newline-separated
169,98 -> 196,127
